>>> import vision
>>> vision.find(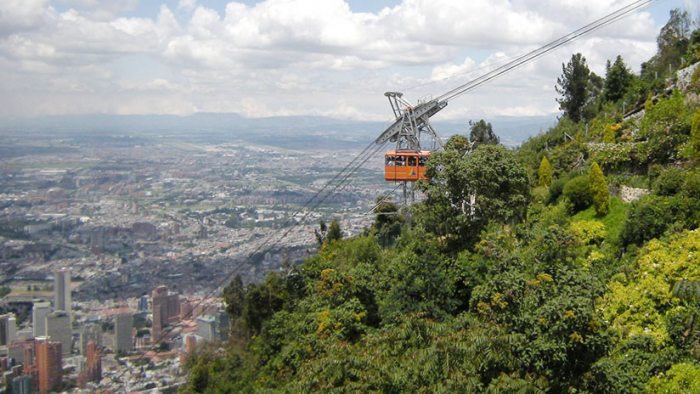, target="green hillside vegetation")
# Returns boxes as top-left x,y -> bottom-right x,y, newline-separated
181,10 -> 700,393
